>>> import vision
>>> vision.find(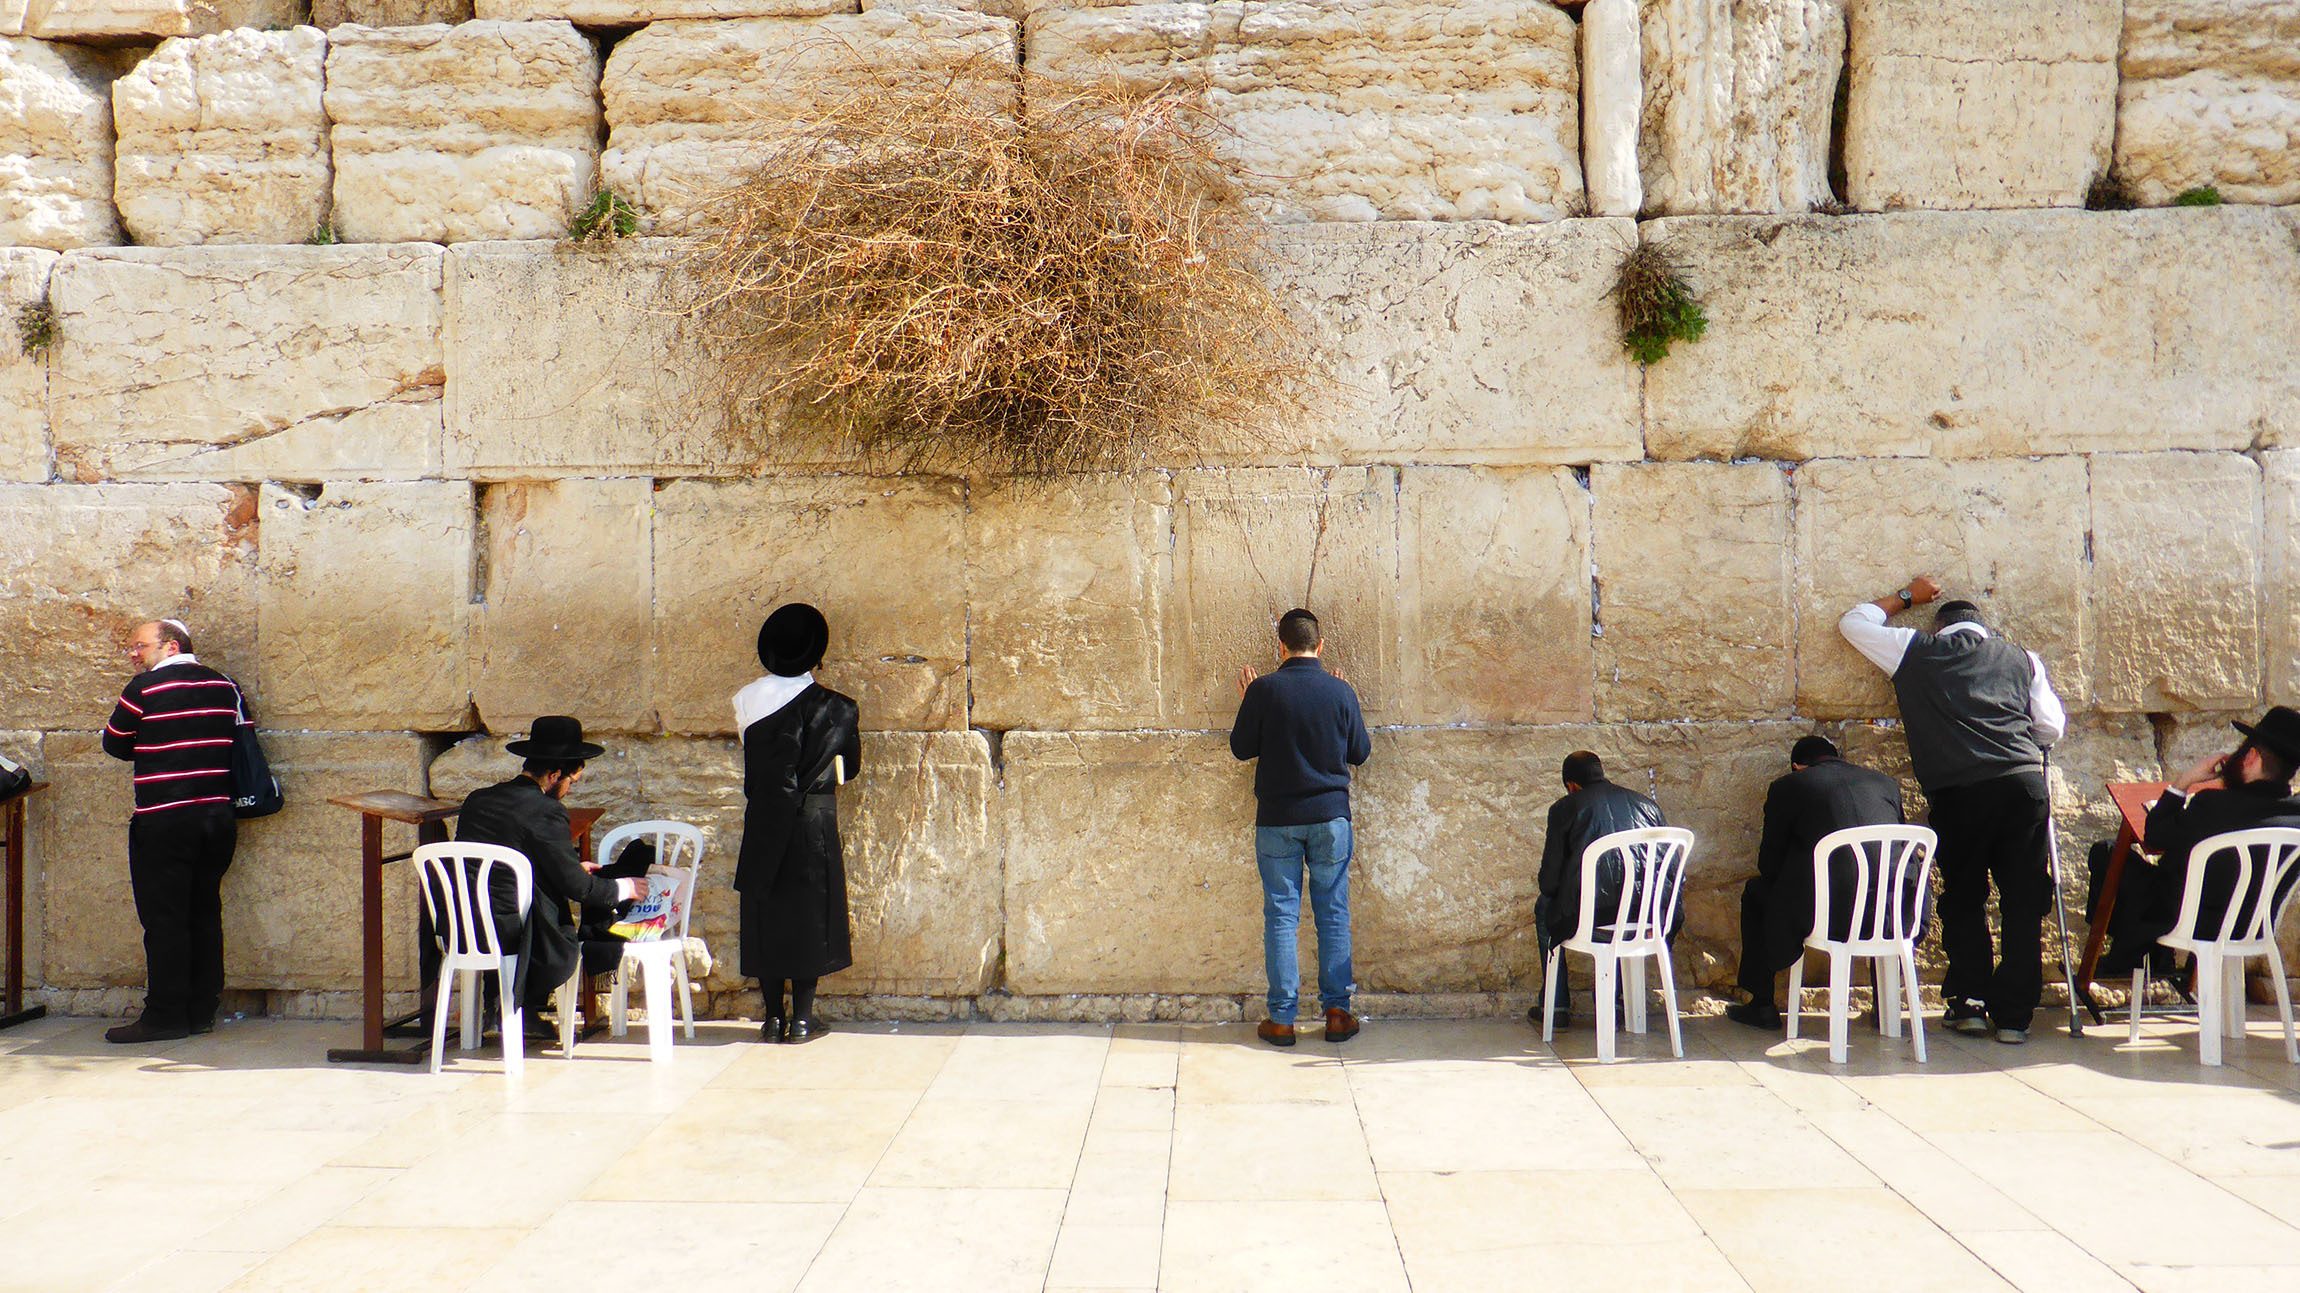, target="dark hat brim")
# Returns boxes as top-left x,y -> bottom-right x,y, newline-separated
504,737 -> 606,760
759,602 -> 830,677
2233,710 -> 2300,765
